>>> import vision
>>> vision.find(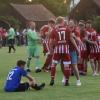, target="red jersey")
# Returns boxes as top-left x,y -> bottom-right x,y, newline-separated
40,25 -> 53,54
86,28 -> 97,41
50,26 -> 71,54
86,28 -> 97,54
